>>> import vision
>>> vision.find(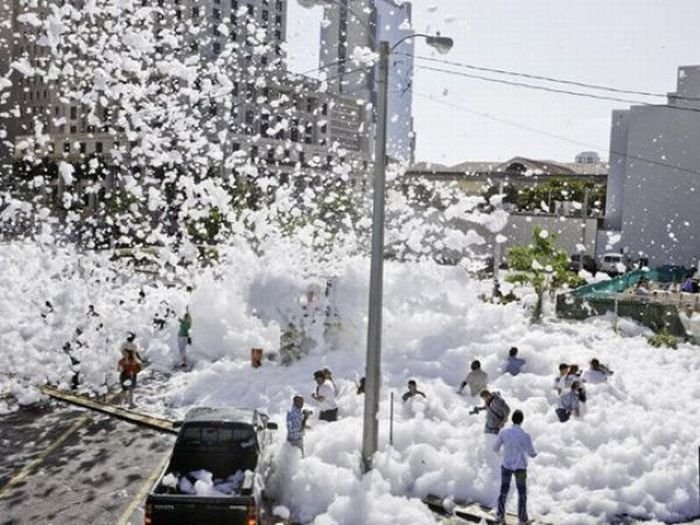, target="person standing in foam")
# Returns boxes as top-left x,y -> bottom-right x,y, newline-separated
459,359 -> 488,396
583,358 -> 613,384
311,369 -> 338,422
504,347 -> 526,376
493,409 -> 537,525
